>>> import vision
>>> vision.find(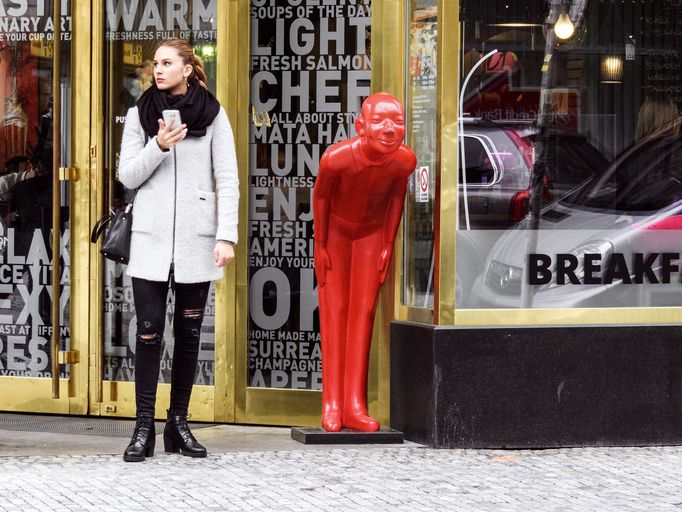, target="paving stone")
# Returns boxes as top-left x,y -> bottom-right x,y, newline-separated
2,447 -> 682,510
